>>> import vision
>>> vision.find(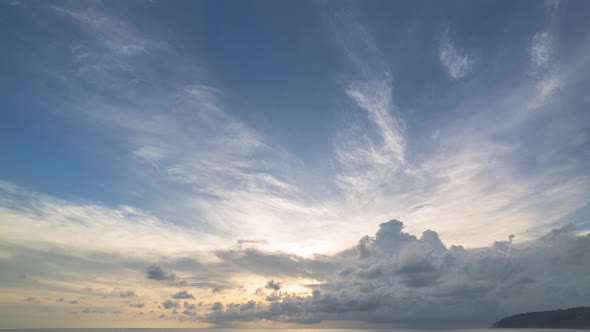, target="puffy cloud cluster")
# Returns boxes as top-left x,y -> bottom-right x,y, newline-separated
162,300 -> 179,309
147,265 -> 176,281
265,280 -> 281,291
171,290 -> 195,299
200,220 -> 590,327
